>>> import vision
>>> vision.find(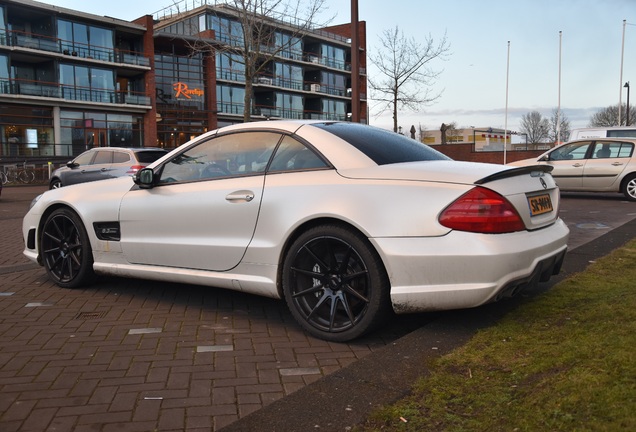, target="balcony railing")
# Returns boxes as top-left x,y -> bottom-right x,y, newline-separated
0,78 -> 150,106
3,29 -> 150,68
216,101 -> 345,122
